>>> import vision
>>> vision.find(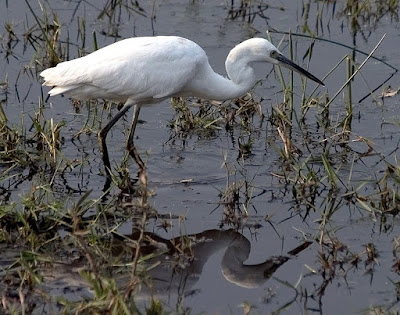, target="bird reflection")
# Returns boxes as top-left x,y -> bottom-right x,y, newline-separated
40,229 -> 311,304
112,229 -> 311,294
